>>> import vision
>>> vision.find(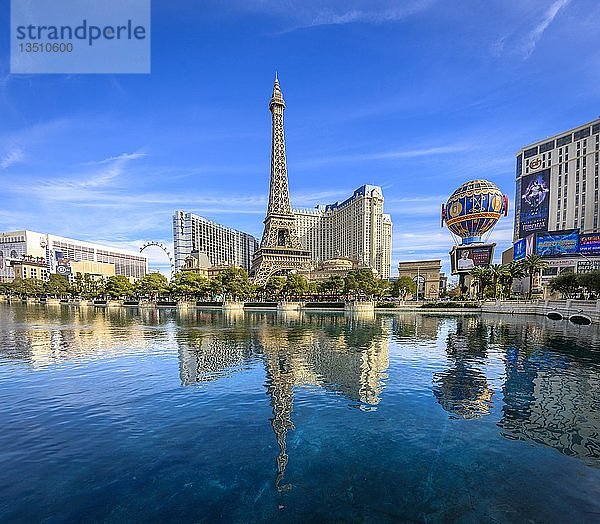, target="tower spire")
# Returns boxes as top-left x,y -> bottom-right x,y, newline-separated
270,73 -> 285,112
